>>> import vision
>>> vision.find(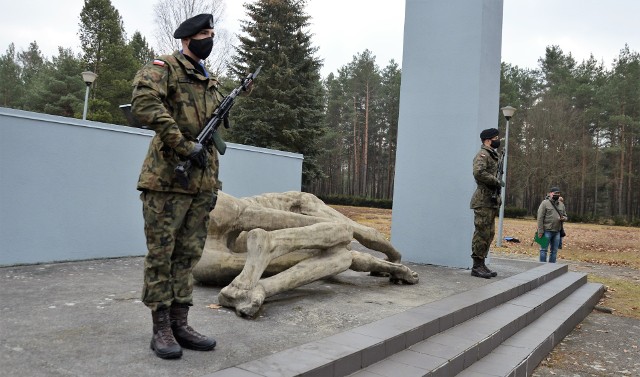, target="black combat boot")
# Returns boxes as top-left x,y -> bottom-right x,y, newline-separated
150,308 -> 182,359
482,260 -> 498,277
170,303 -> 217,351
471,257 -> 492,279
